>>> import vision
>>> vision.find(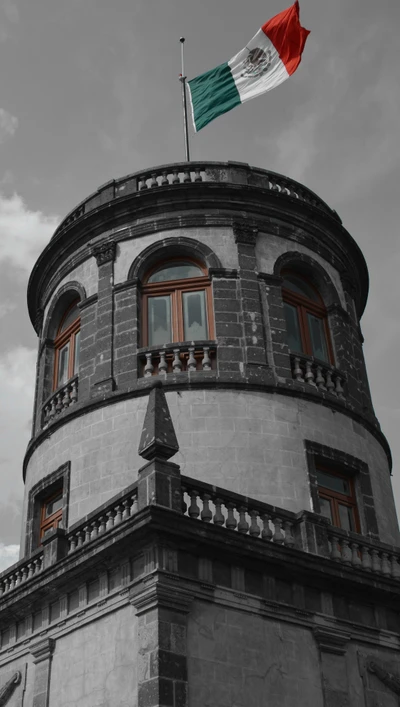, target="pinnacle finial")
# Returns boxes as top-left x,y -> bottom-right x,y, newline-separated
138,381 -> 179,461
